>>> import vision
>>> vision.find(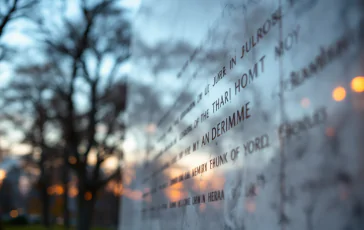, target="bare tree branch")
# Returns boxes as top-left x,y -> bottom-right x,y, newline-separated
0,0 -> 18,37
0,0 -> 39,37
